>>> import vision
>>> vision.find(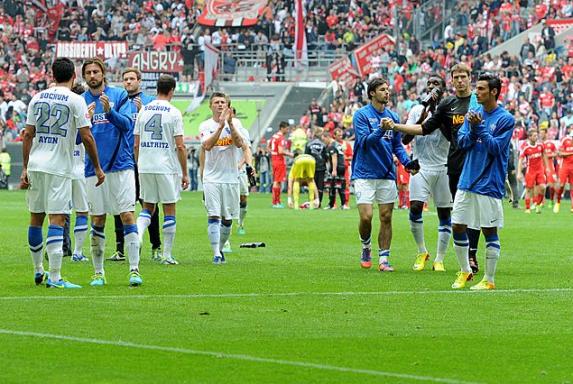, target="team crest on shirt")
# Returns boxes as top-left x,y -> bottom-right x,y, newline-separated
368,118 -> 379,125
489,123 -> 496,131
